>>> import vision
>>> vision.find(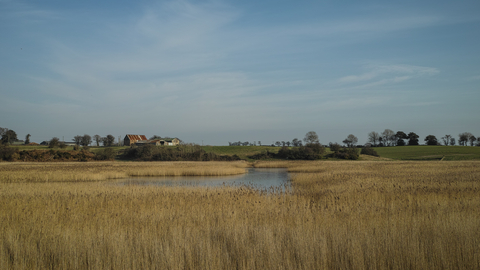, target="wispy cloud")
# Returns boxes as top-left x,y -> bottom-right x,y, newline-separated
466,75 -> 480,81
339,64 -> 439,84
397,101 -> 443,107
